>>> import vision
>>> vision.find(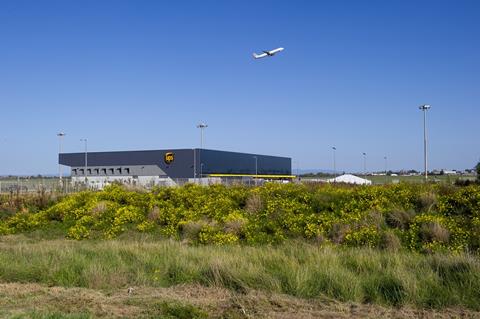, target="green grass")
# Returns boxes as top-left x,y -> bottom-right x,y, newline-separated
0,235 -> 479,310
